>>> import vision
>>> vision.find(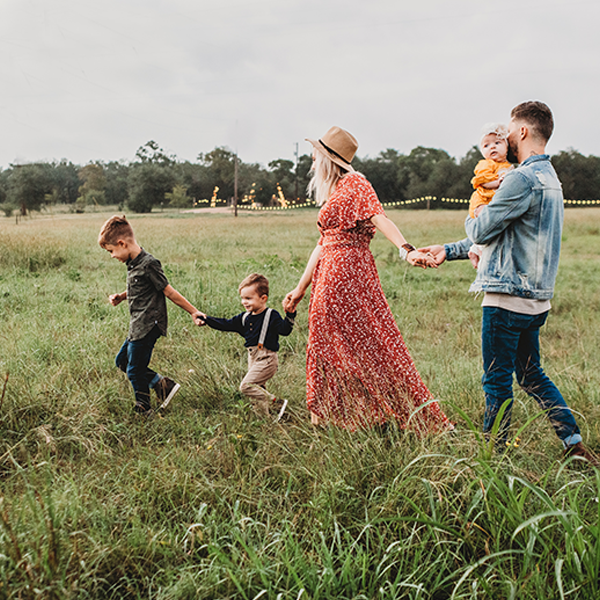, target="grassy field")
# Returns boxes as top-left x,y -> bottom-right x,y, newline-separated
0,208 -> 599,599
